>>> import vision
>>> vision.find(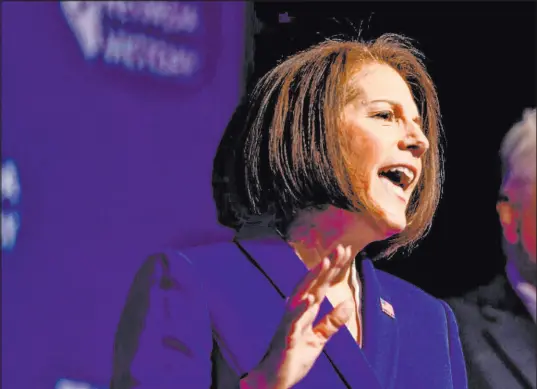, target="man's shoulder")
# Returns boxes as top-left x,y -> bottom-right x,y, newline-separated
445,293 -> 485,327
445,275 -> 508,309
444,275 -> 516,328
